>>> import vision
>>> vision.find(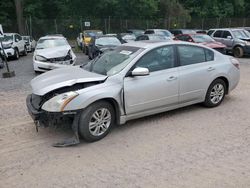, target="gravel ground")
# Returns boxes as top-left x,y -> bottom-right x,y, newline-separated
0,53 -> 250,188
